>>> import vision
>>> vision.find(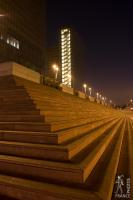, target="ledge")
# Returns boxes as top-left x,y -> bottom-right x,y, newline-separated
0,62 -> 41,83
